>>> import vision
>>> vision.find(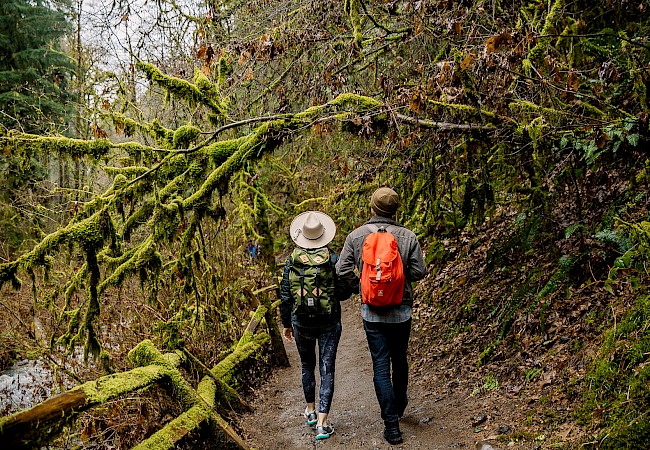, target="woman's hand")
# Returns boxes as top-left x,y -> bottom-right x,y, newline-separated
282,327 -> 294,343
